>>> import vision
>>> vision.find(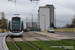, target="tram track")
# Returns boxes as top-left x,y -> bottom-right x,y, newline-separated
56,40 -> 75,46
32,33 -> 74,46
21,37 -> 39,50
26,32 -> 60,40
10,36 -> 40,50
7,32 -> 71,50
25,32 -> 68,50
10,37 -> 21,50
30,32 -> 74,49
